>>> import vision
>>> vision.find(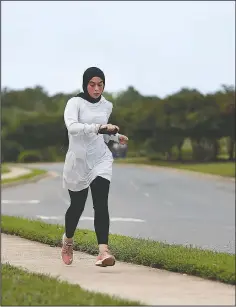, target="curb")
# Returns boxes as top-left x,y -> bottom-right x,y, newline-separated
2,171 -> 59,189
115,162 -> 235,182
